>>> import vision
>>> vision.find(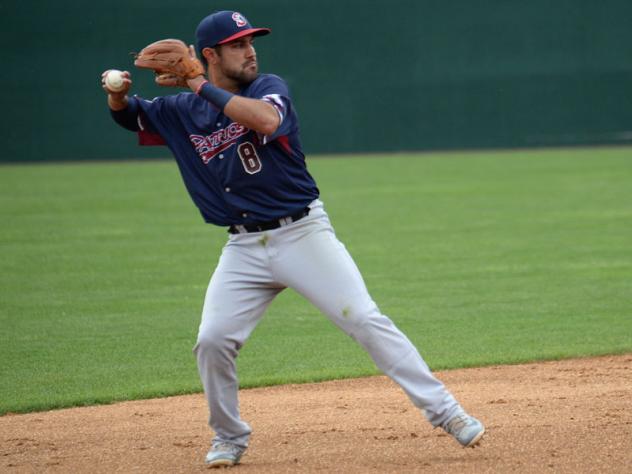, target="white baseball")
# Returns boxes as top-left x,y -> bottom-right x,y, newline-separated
105,70 -> 125,92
